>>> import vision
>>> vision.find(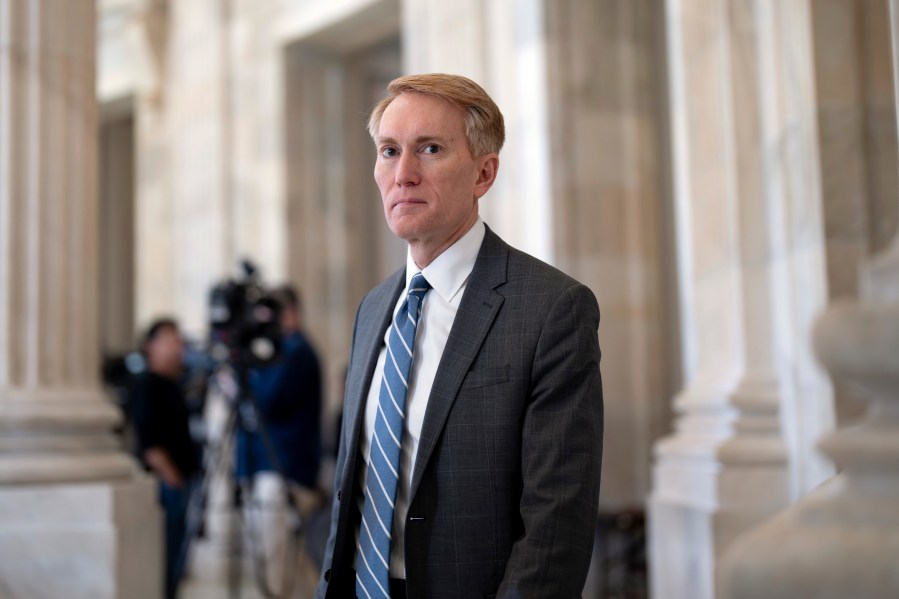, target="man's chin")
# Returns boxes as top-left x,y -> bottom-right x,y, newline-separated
387,219 -> 425,242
